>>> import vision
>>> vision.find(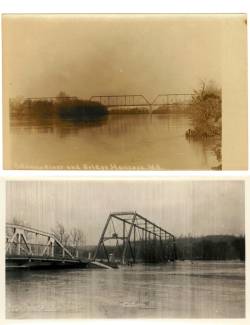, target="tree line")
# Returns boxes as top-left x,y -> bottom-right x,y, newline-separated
8,218 -> 244,261
10,91 -> 108,122
176,235 -> 245,261
80,235 -> 245,262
